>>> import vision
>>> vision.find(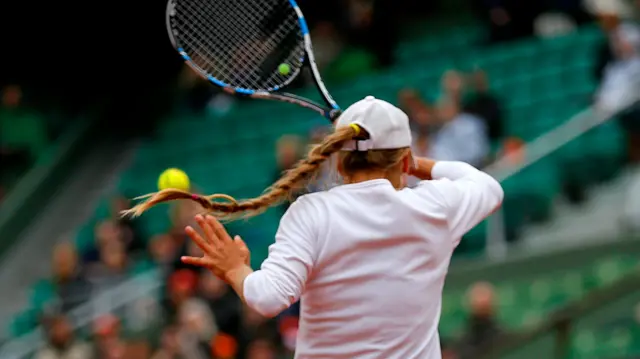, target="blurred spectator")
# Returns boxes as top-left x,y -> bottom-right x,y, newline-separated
84,220 -> 125,263
472,0 -> 543,43
110,194 -> 145,254
277,314 -> 299,355
151,326 -> 182,359
457,282 -> 502,358
584,0 -> 639,22
85,240 -> 130,290
245,338 -> 278,359
0,85 -> 48,192
199,271 -> 242,337
594,14 -> 622,83
431,99 -> 490,167
398,89 -> 435,156
539,0 -> 592,28
176,298 -> 217,359
163,269 -> 199,324
169,201 -> 199,240
595,23 -> 640,162
533,12 -> 577,38
310,22 -> 344,71
408,106 -> 436,187
463,70 -> 504,141
338,0 -> 398,67
398,88 -> 426,116
273,135 -> 304,214
411,107 -> 436,157
441,339 -> 459,359
149,234 -> 179,273
177,65 -> 217,114
211,333 -> 239,359
439,70 -> 465,105
236,306 -> 281,359
47,242 -> 92,314
34,314 -> 92,359
170,201 -> 205,272
92,314 -> 150,359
